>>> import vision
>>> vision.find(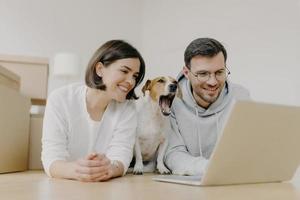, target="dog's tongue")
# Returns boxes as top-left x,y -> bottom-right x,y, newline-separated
161,98 -> 171,116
